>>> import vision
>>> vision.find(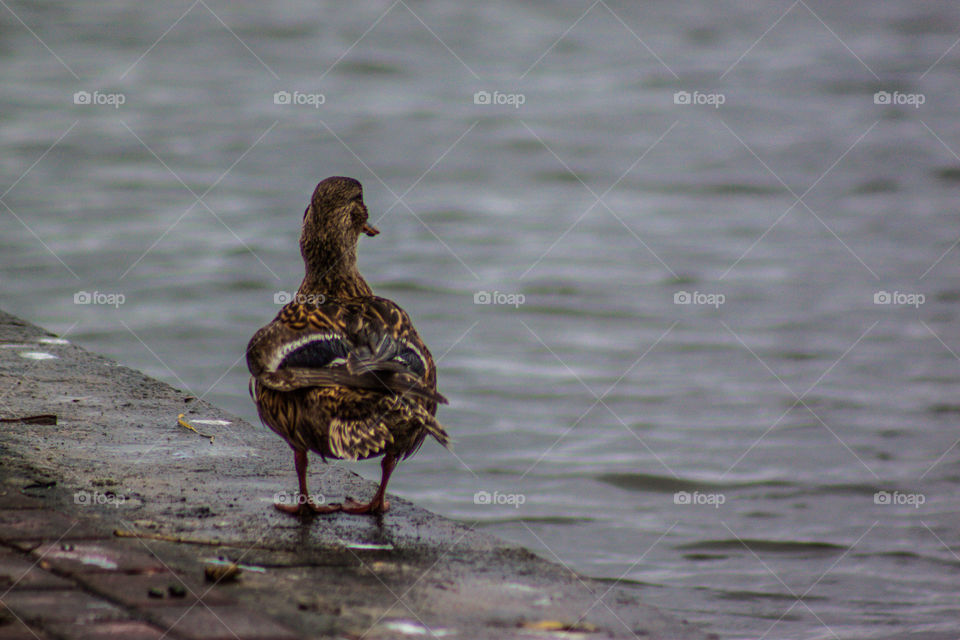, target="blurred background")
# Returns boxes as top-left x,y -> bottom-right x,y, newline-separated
2,1 -> 960,638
